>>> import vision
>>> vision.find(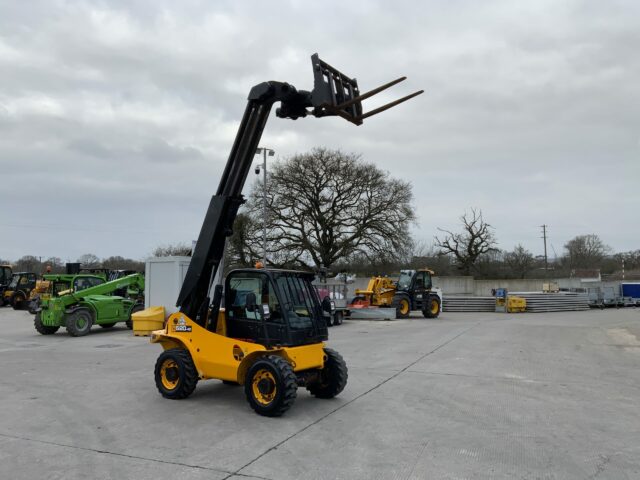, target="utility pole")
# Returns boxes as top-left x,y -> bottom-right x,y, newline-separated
540,225 -> 548,271
255,147 -> 275,266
